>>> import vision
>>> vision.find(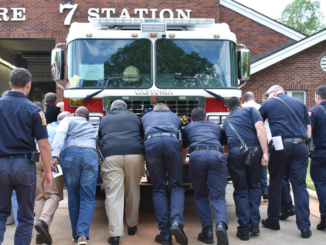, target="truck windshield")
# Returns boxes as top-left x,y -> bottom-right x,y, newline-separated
156,40 -> 237,88
67,39 -> 151,88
